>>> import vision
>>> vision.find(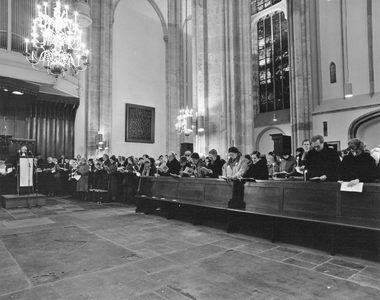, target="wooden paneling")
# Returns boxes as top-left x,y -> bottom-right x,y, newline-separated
245,186 -> 281,213
341,191 -> 380,221
204,183 -> 232,207
177,182 -> 204,203
155,180 -> 178,199
283,187 -> 337,217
